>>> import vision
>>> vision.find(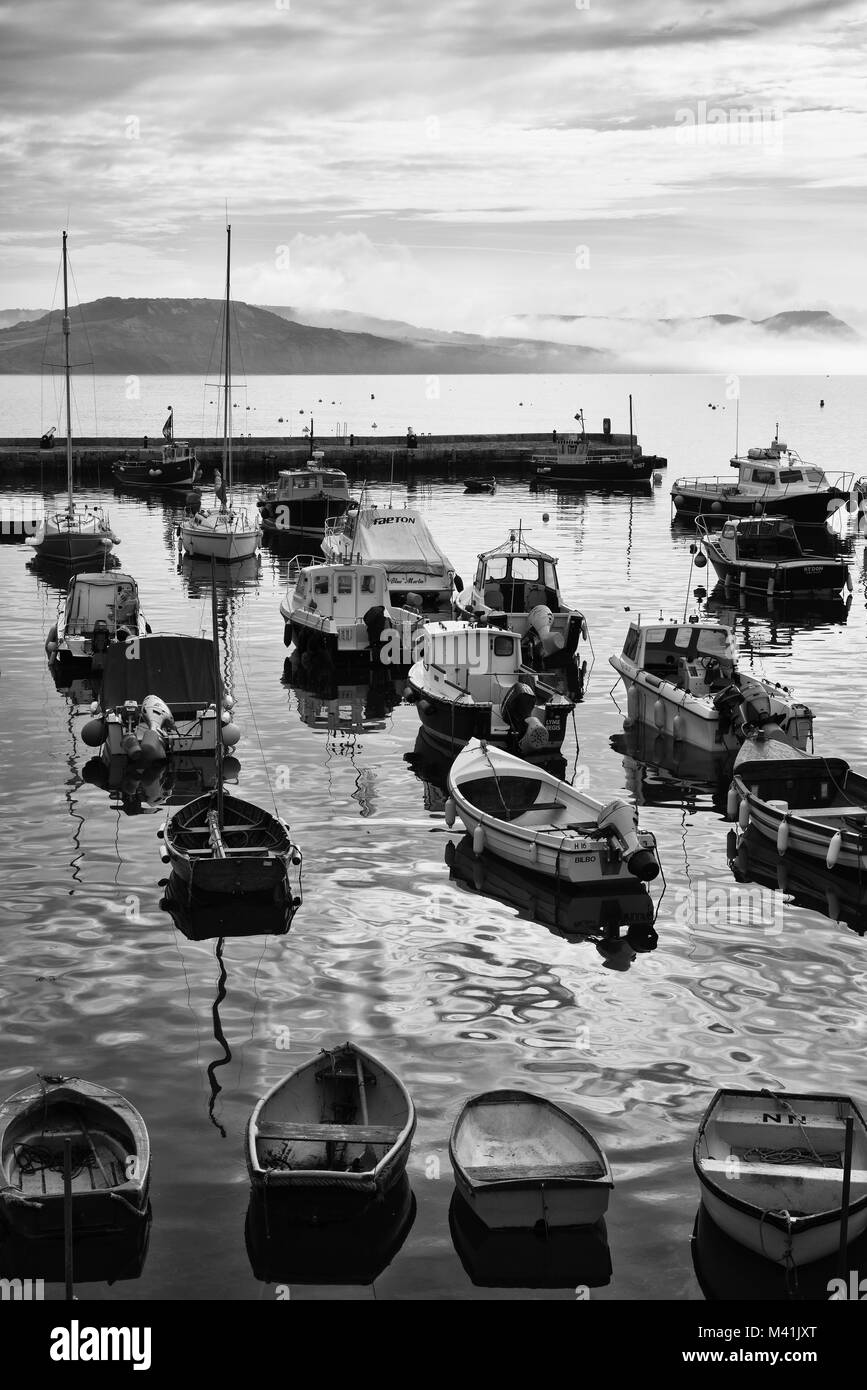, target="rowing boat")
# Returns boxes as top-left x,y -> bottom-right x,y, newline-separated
449,1089 -> 613,1229
0,1076 -> 150,1237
